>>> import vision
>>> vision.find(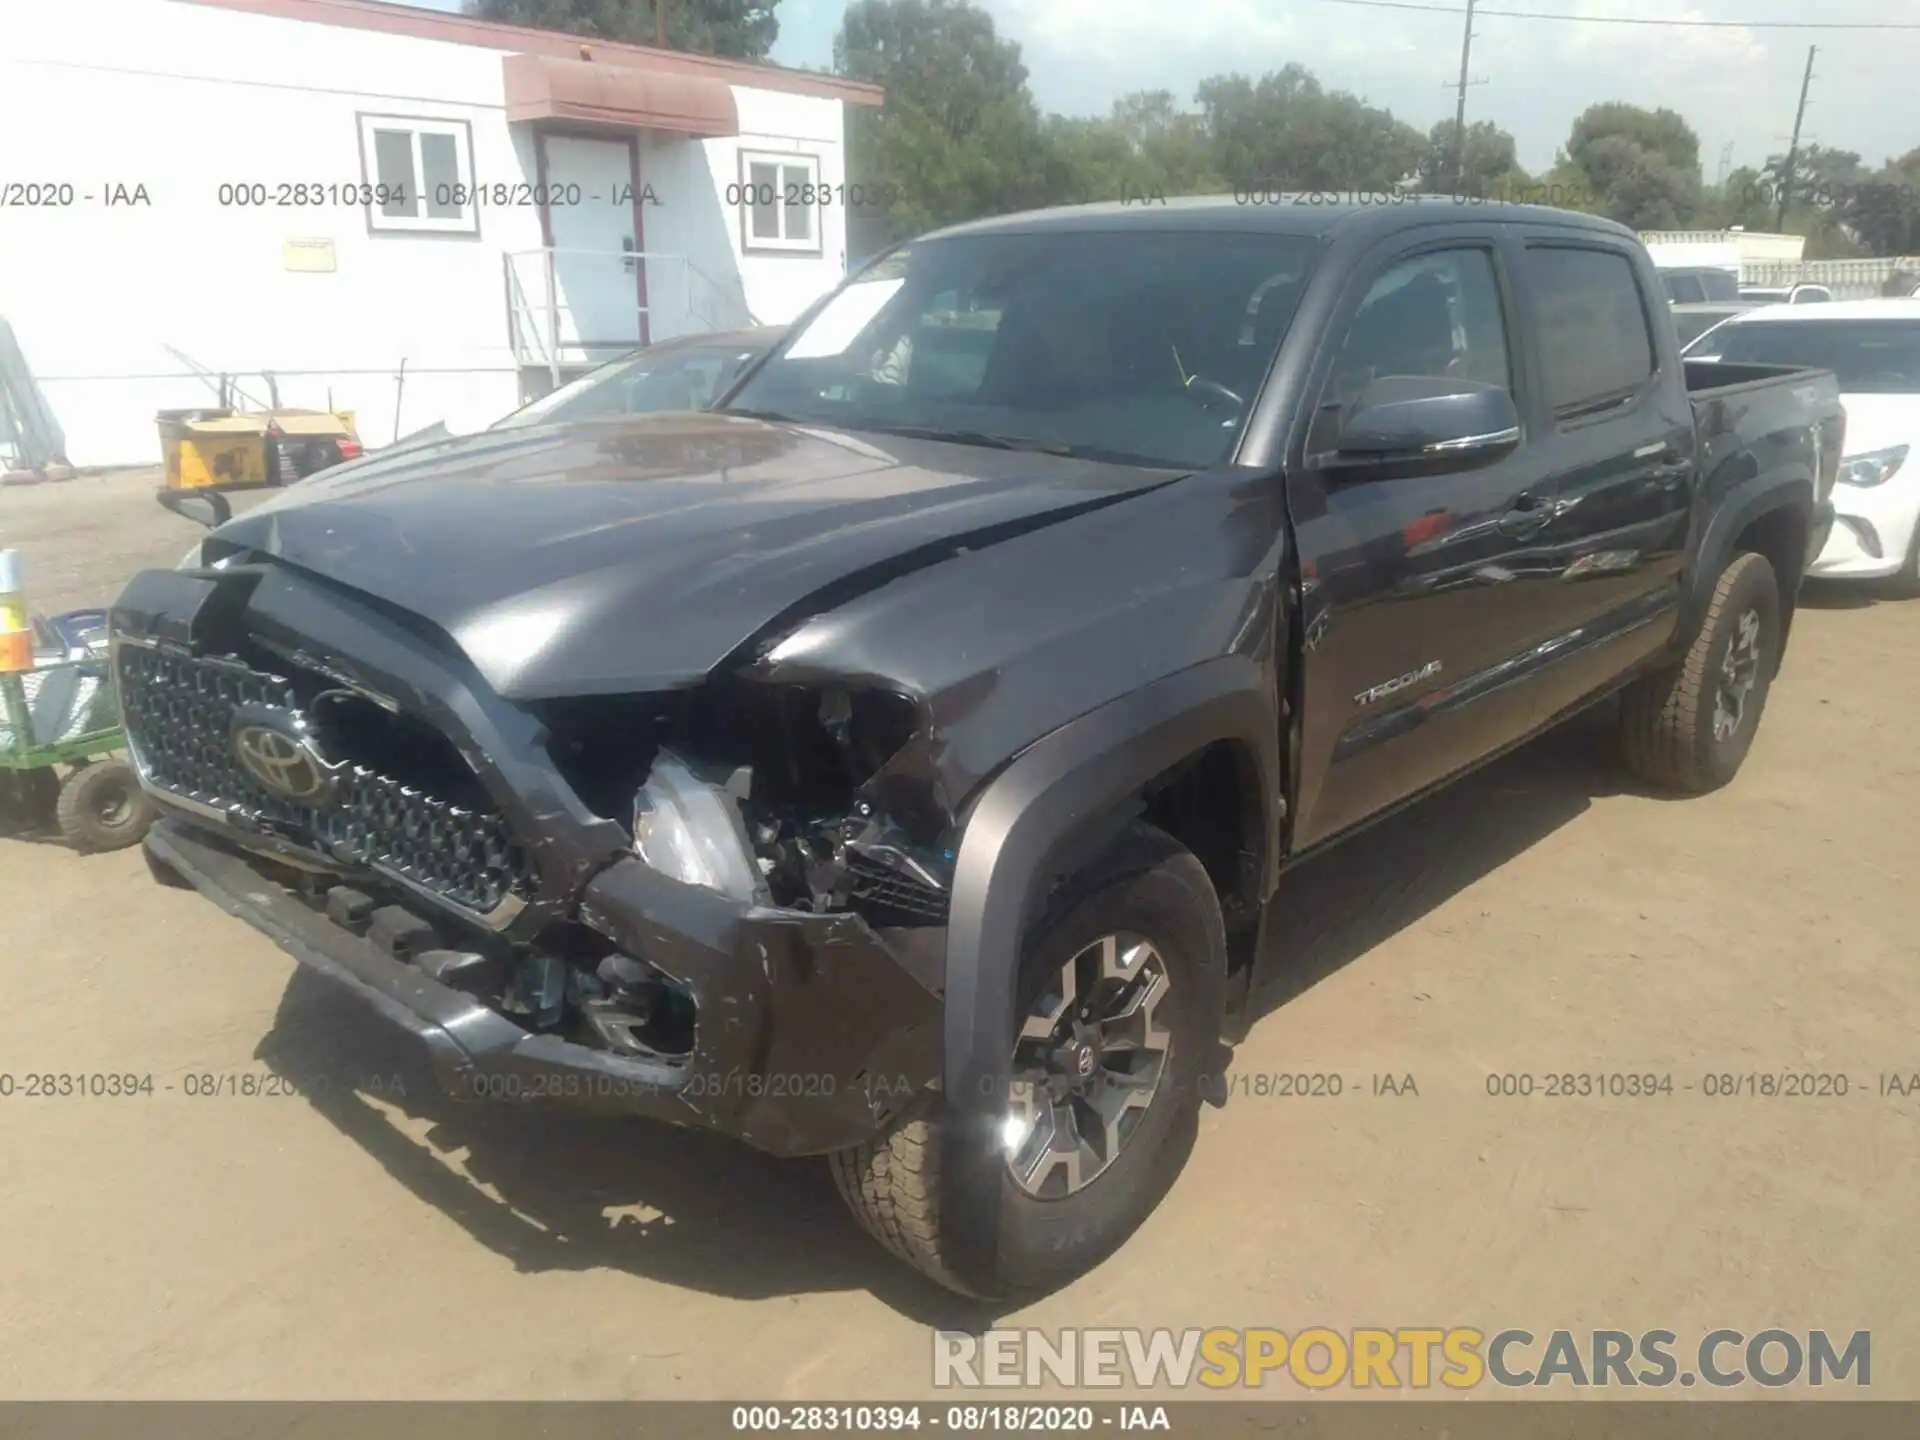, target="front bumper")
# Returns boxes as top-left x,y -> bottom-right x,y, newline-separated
147,817 -> 943,1157
1808,485 -> 1918,580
